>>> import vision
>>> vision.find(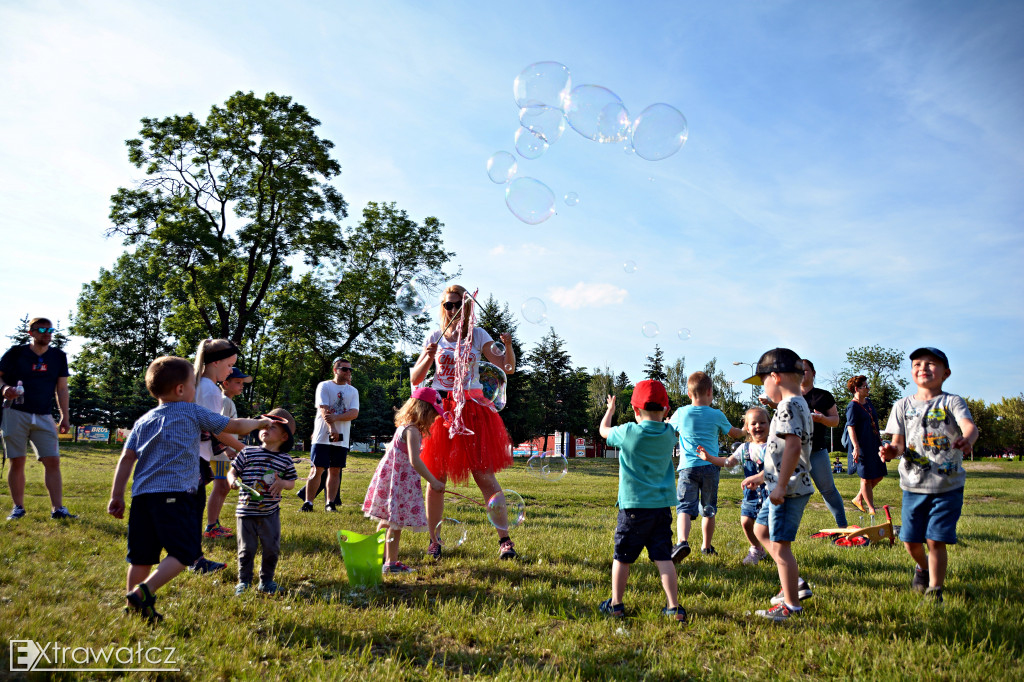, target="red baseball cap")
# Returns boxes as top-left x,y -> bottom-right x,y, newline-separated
631,379 -> 670,411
